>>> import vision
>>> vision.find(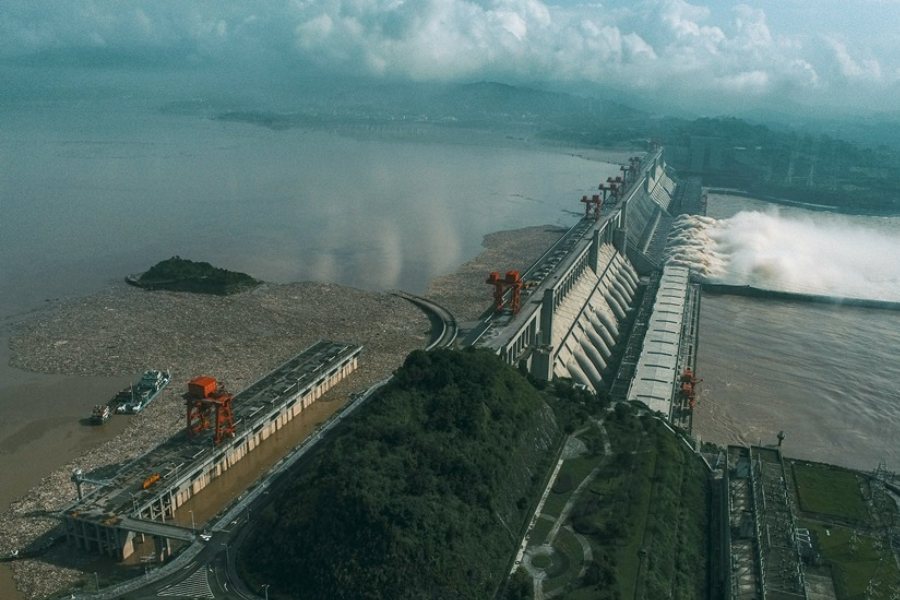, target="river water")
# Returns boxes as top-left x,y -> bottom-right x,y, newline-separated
6,84 -> 897,596
0,94 -> 618,317
0,92 -> 619,508
0,91 -> 622,598
693,195 -> 900,471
